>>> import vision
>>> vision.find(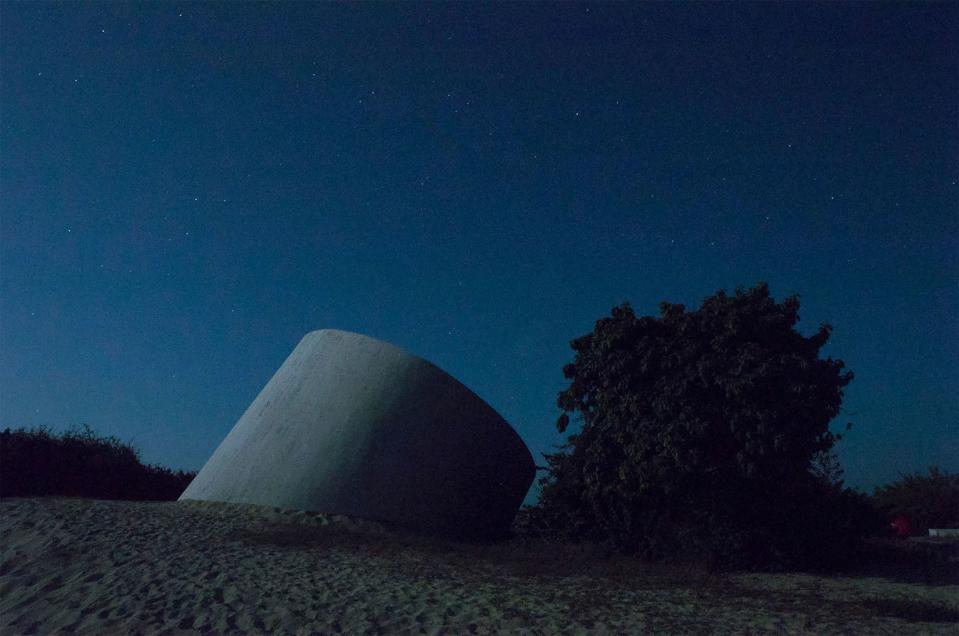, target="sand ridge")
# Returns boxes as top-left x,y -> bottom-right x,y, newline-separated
1,497 -> 956,634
